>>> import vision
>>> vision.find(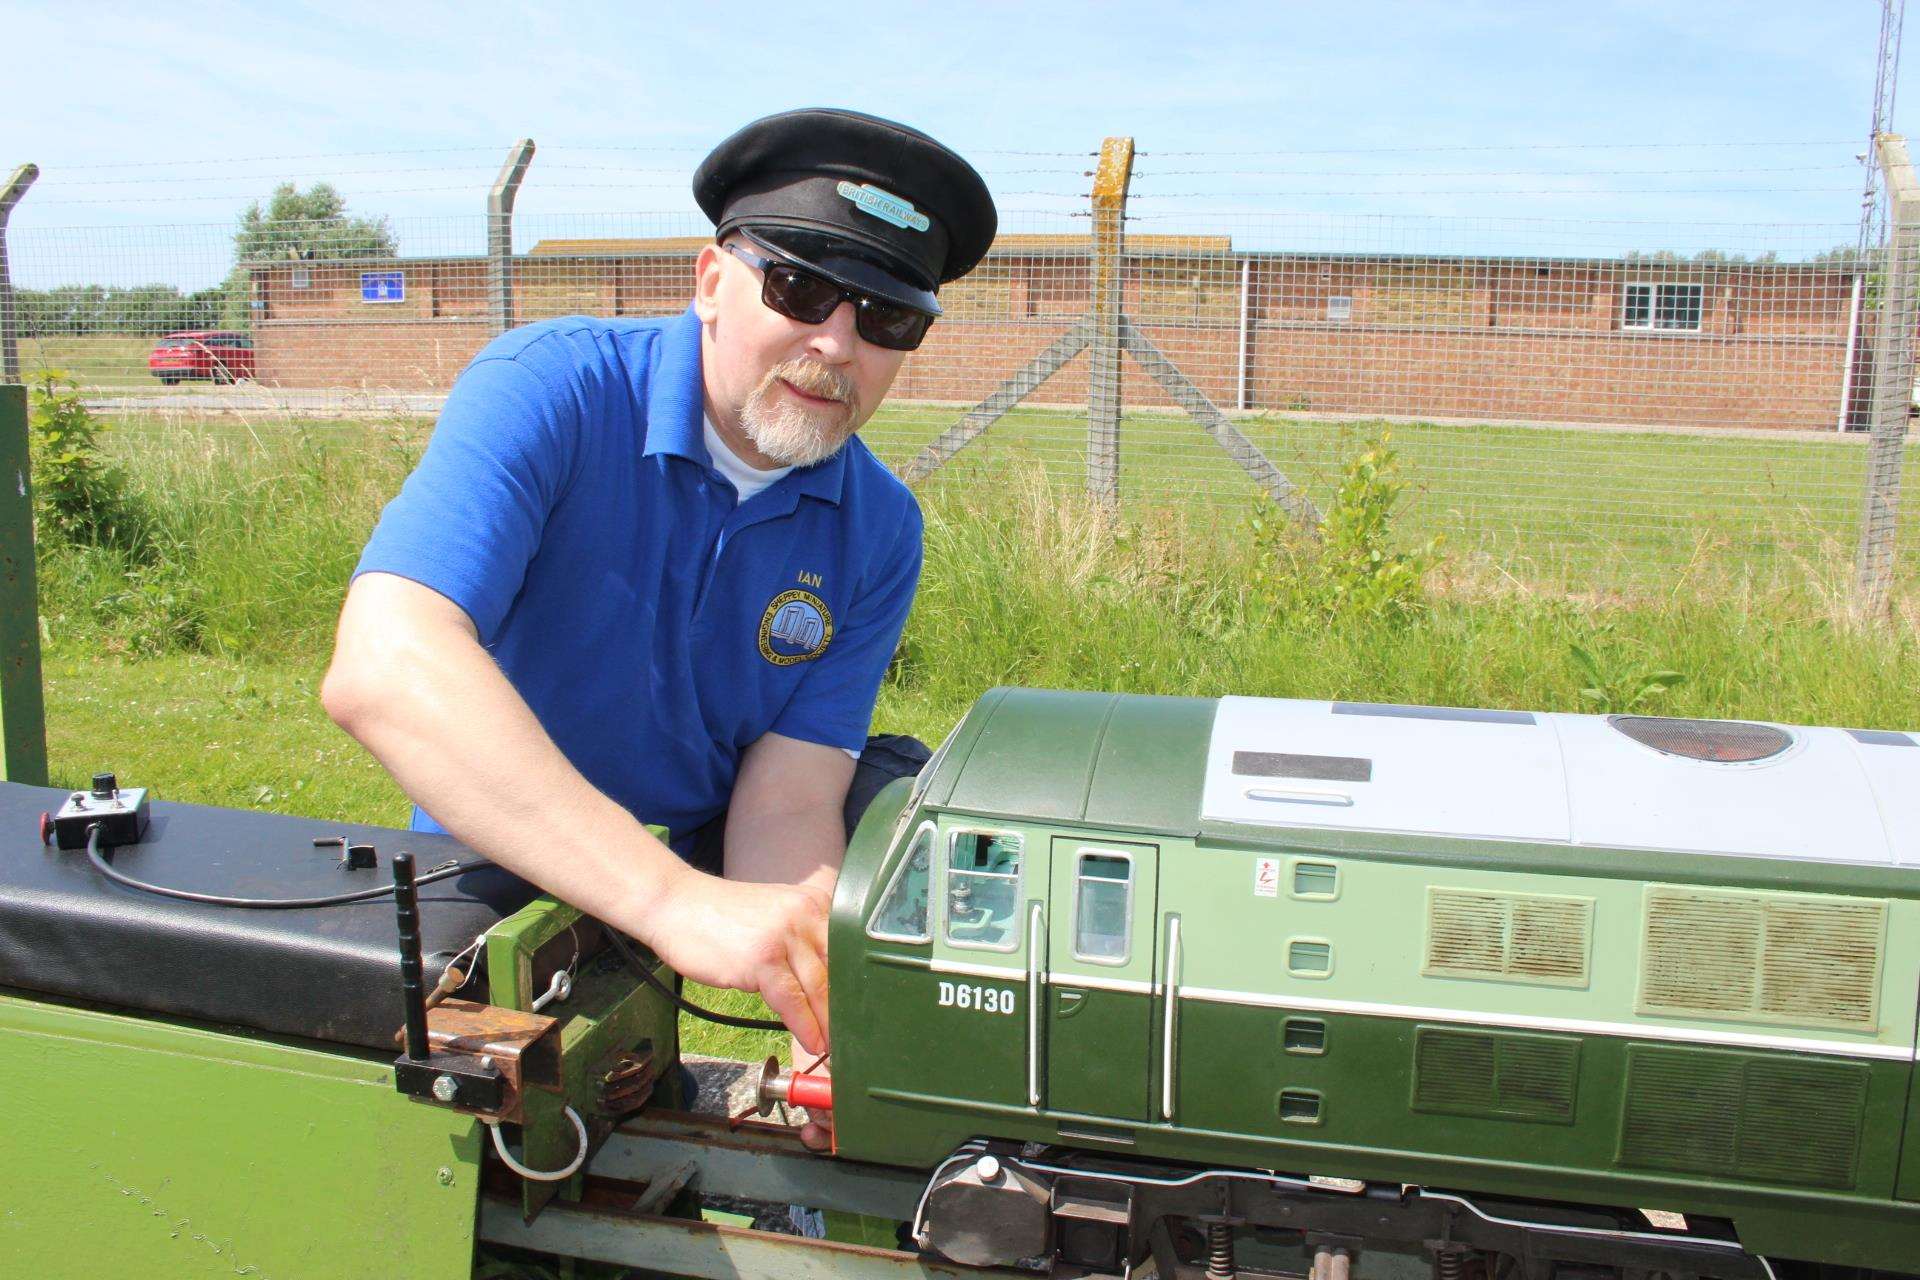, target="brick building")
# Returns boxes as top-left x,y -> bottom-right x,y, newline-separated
248,237 -> 1869,432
